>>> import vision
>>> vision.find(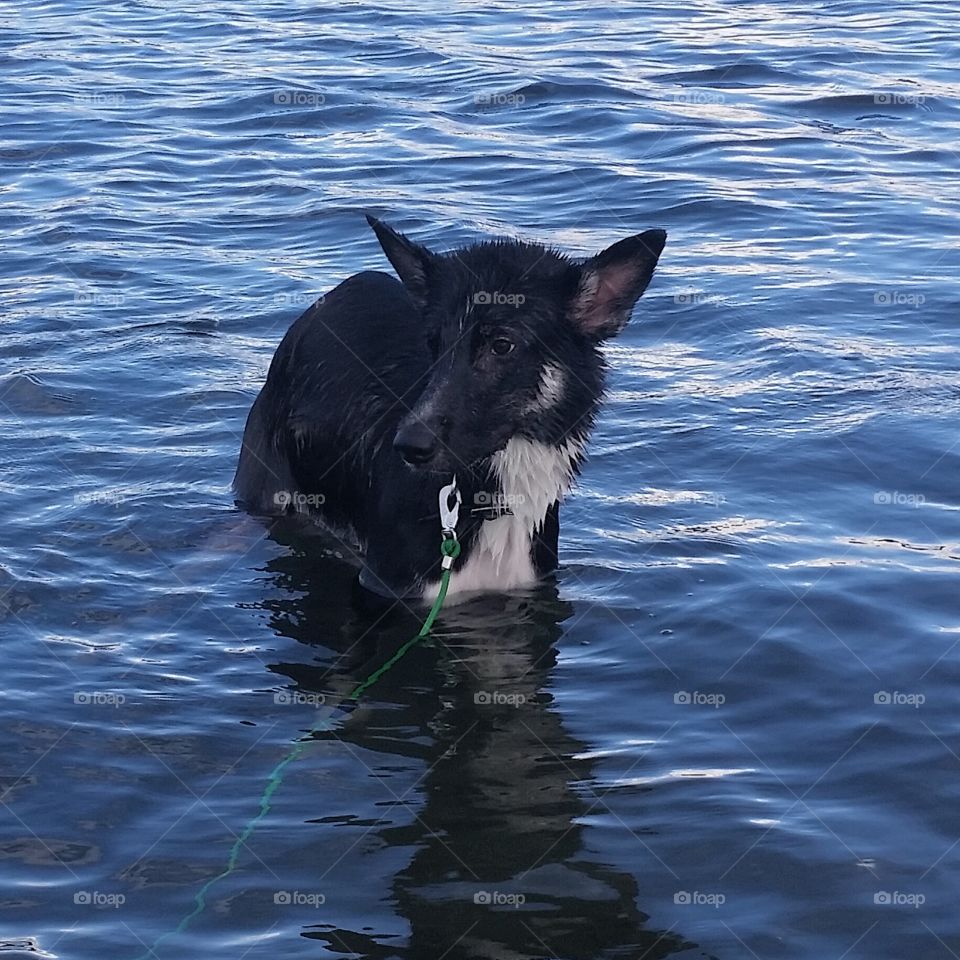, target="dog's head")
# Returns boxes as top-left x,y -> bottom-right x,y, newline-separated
367,215 -> 666,474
